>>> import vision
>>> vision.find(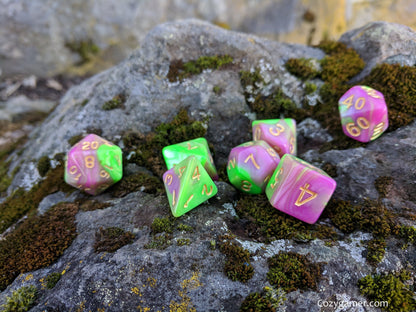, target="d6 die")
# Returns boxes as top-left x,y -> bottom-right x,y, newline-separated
162,137 -> 218,181
265,154 -> 336,224
227,140 -> 280,194
338,85 -> 388,142
65,134 -> 123,195
252,118 -> 297,157
163,155 -> 218,217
